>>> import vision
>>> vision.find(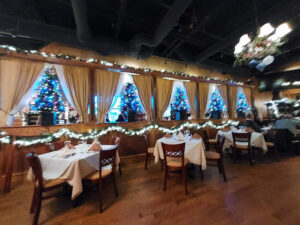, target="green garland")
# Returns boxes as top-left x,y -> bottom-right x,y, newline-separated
13,120 -> 239,147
